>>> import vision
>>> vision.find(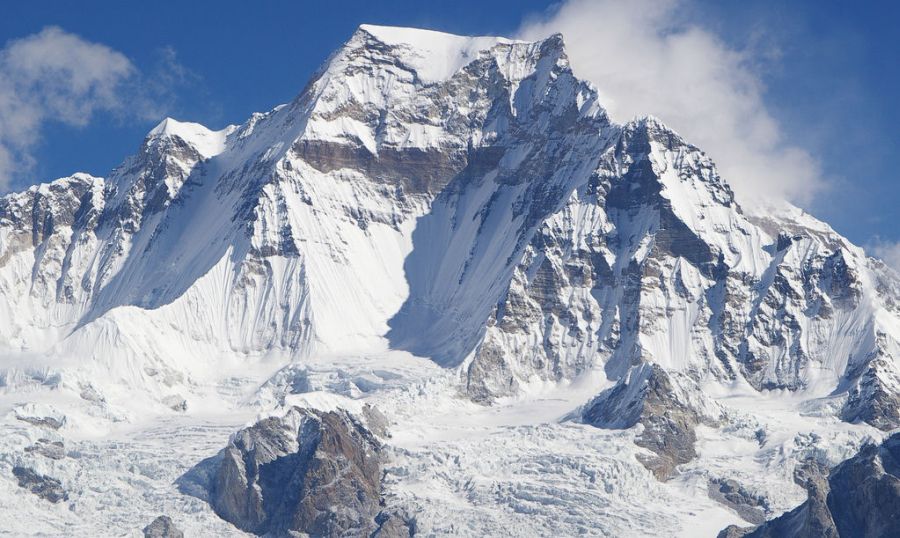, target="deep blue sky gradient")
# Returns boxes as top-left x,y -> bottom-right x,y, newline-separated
3,0 -> 897,247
